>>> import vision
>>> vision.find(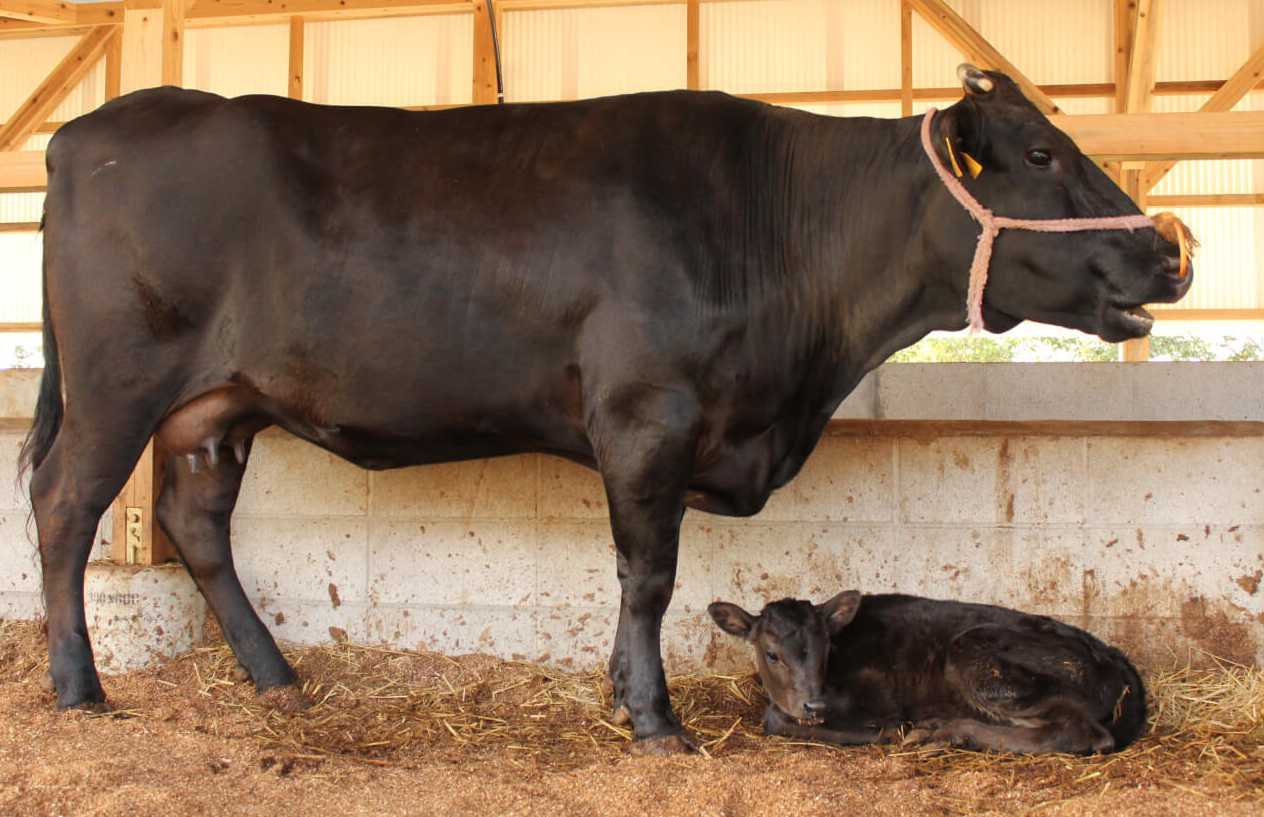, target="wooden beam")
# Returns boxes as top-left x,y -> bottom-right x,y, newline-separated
1146,193 -> 1264,208
1141,42 -> 1264,192
1150,308 -> 1264,321
0,151 -> 46,190
0,25 -> 116,152
906,0 -> 1059,114
0,221 -> 40,232
685,0 -> 698,91
1114,0 -> 1132,113
0,0 -> 74,25
899,0 -> 912,117
287,15 -> 303,99
471,0 -> 499,104
186,0 -> 470,26
1123,0 -> 1163,114
1052,110 -> 1264,161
